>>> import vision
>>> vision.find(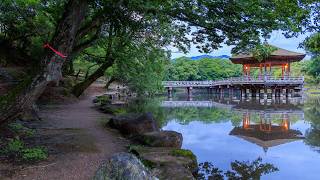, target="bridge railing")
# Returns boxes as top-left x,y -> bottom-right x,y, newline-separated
162,76 -> 304,87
